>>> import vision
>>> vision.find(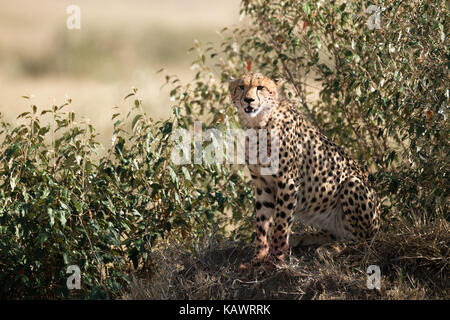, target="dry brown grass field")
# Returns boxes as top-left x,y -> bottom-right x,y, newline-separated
0,0 -> 241,146
125,220 -> 449,300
